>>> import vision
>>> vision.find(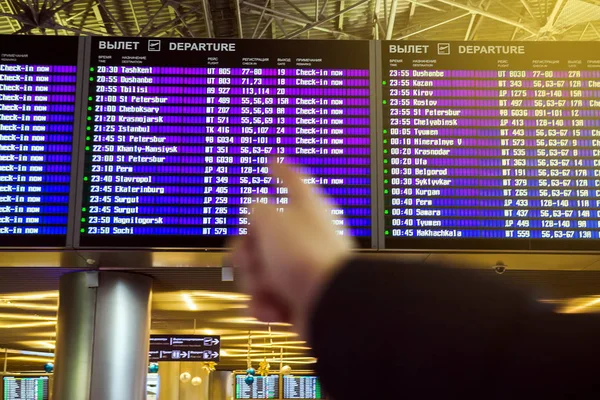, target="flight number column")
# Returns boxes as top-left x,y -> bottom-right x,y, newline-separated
496,70 -> 534,239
